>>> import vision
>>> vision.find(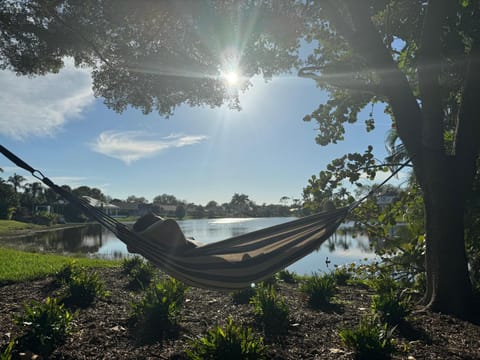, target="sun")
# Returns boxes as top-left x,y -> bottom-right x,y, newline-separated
223,71 -> 240,86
